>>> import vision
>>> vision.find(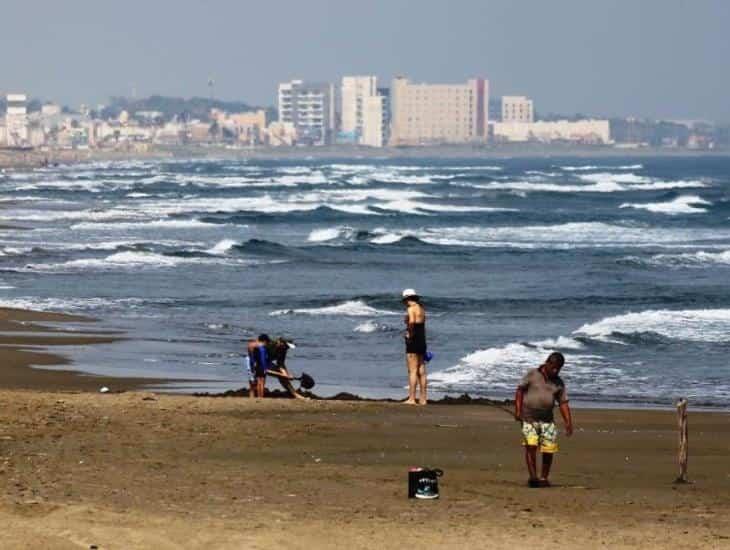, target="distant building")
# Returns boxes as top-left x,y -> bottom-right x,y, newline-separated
341,76 -> 378,141
491,119 -> 611,144
389,77 -> 489,146
488,98 -> 502,122
212,109 -> 267,145
501,96 -> 534,123
41,103 -> 62,117
4,94 -> 29,147
278,80 -> 335,145
265,121 -> 297,146
360,88 -> 390,148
